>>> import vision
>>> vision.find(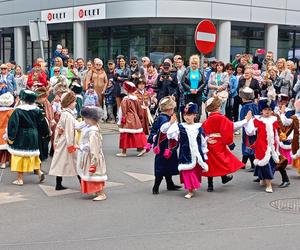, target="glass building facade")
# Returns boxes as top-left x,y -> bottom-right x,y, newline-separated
1,23 -> 300,68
